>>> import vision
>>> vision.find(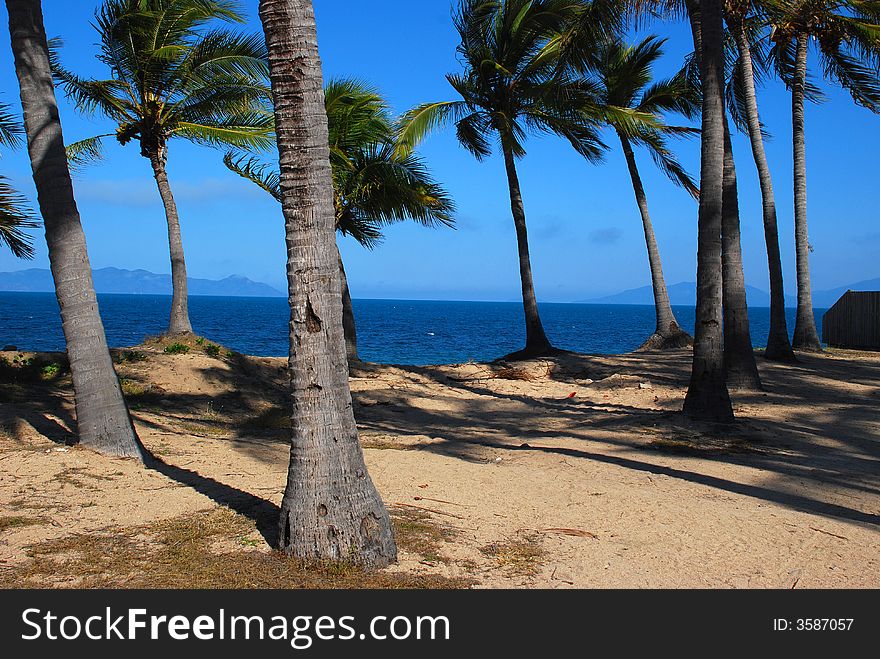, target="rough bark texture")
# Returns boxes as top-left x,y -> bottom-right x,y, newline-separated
258,0 -> 396,568
500,138 -> 553,358
721,121 -> 762,391
731,19 -> 796,363
7,0 -> 143,459
147,147 -> 192,335
336,242 -> 359,363
791,33 -> 822,352
682,0 -> 734,422
619,134 -> 693,351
